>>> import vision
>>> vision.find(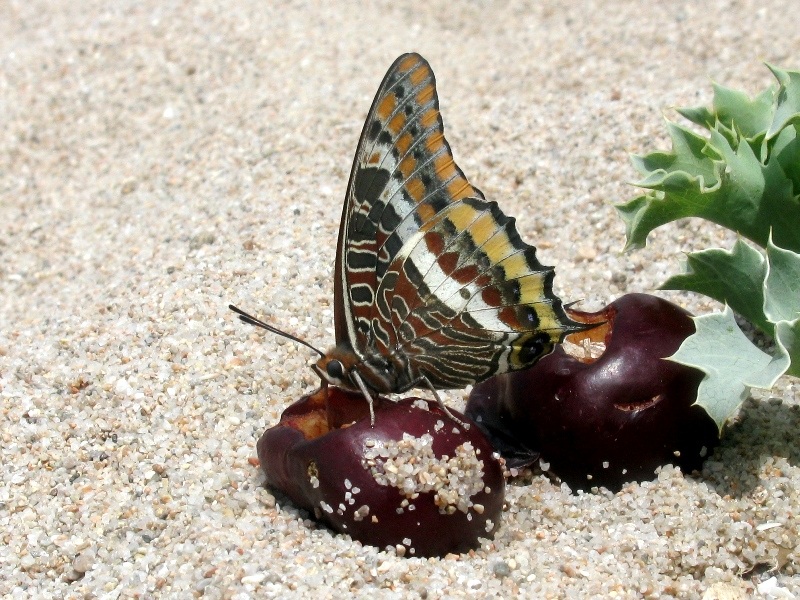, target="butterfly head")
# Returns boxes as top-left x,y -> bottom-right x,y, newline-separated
313,348 -> 360,388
